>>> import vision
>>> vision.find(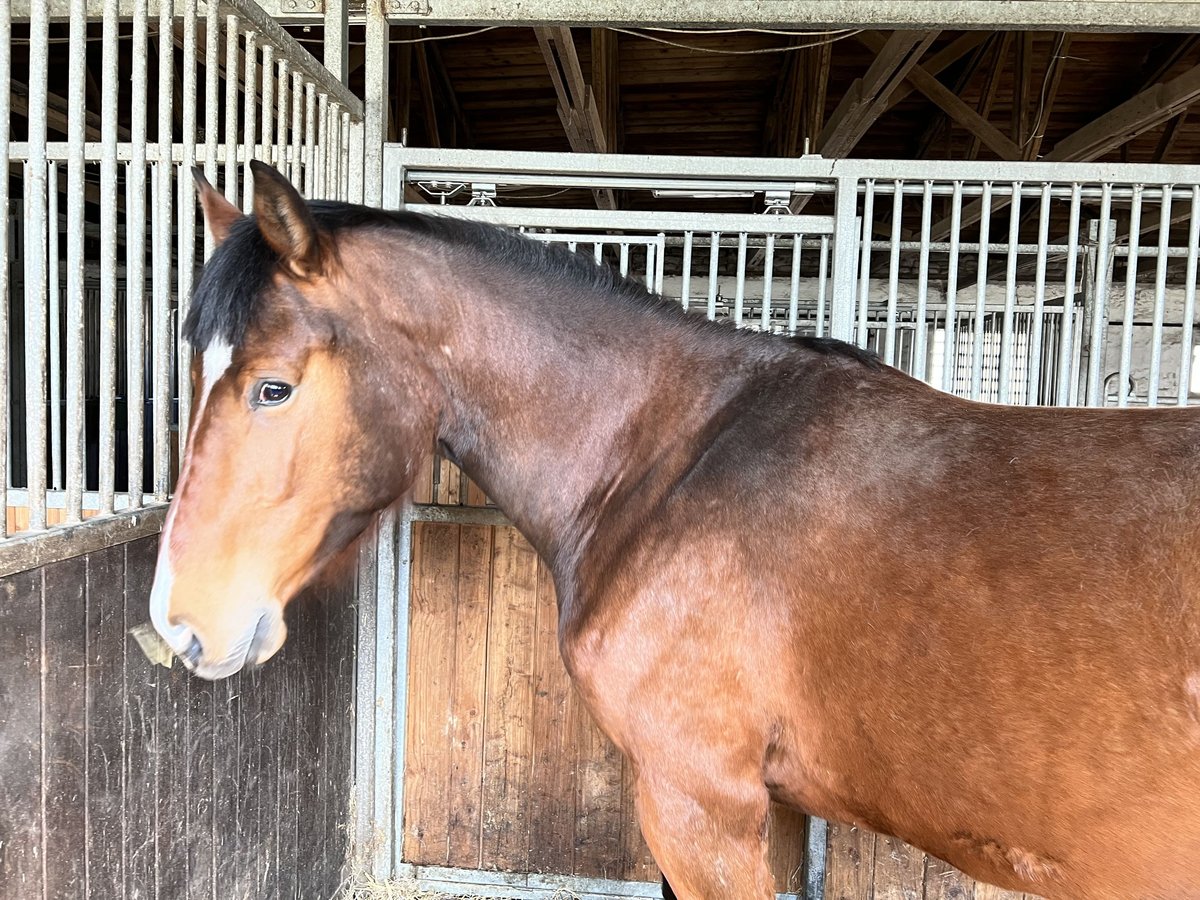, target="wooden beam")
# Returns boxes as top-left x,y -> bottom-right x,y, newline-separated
1013,32 -> 1035,149
10,81 -> 130,142
1139,34 -> 1200,92
414,44 -> 441,148
1022,32 -> 1072,160
817,30 -> 939,157
966,32 -> 1011,159
591,28 -> 620,153
887,31 -> 990,113
1153,108 -> 1190,162
765,39 -> 803,156
426,43 -> 473,147
389,31 -> 413,143
915,32 -> 994,157
1046,60 -> 1200,161
857,30 -> 1021,159
534,25 -> 615,209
